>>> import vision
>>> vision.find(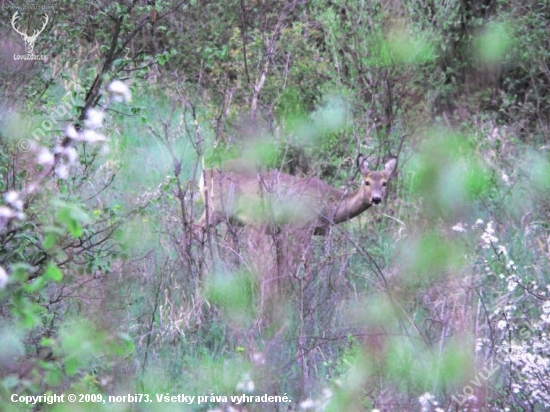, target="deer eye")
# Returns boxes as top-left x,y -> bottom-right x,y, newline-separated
382,181 -> 387,187
365,181 -> 370,186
